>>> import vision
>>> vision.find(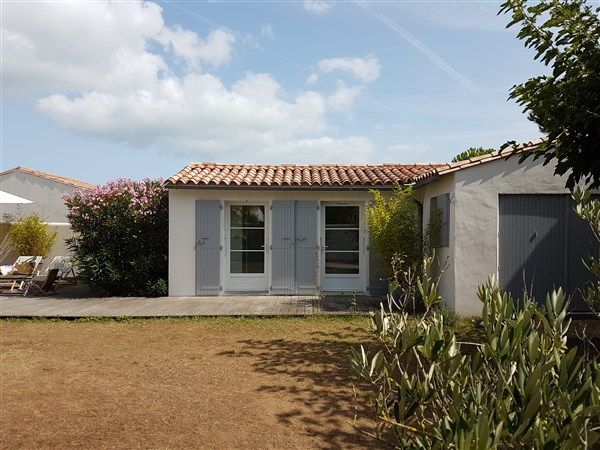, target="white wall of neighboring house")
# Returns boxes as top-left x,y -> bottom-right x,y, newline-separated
417,156 -> 576,315
168,188 -> 376,296
0,170 -> 87,267
0,171 -> 80,222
